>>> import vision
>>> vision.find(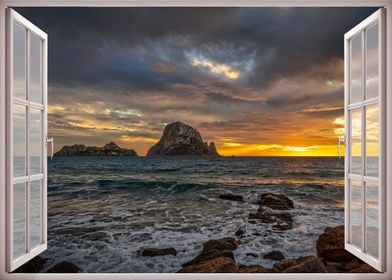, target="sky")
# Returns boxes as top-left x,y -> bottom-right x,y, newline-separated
16,7 -> 378,156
